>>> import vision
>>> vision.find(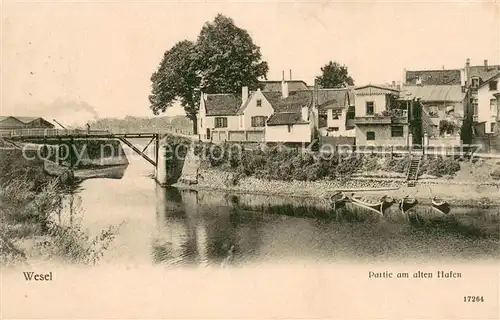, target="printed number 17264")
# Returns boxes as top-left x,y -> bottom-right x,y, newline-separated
464,296 -> 484,302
